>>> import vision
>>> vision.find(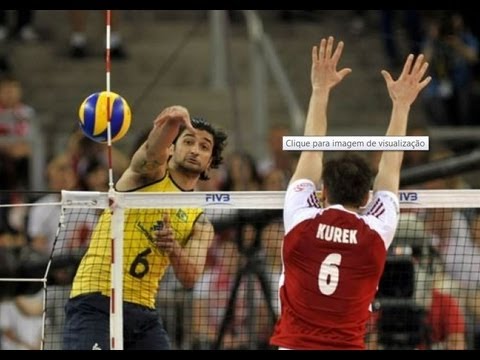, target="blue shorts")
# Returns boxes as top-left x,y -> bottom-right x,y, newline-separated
63,293 -> 171,350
